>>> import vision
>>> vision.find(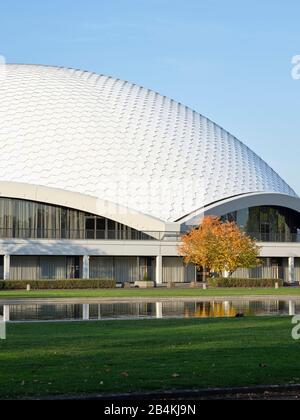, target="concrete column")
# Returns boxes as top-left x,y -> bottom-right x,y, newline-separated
83,256 -> 90,280
156,255 -> 163,286
289,301 -> 296,316
83,304 -> 90,321
3,305 -> 10,322
156,302 -> 163,319
223,301 -> 230,316
0,315 -> 6,340
3,255 -> 10,281
288,257 -> 295,284
137,257 -> 140,280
